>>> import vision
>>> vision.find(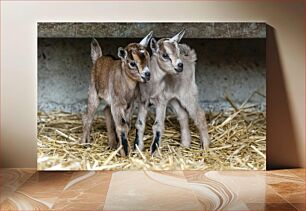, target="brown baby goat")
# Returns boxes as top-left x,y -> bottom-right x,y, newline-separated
81,32 -> 153,157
